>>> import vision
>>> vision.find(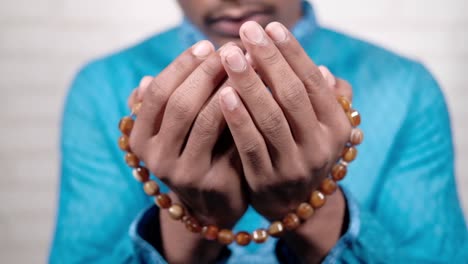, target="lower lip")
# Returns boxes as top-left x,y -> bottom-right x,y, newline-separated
209,13 -> 270,37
